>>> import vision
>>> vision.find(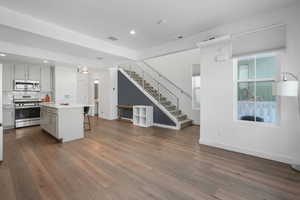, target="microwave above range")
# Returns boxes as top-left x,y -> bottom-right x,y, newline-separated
14,80 -> 41,92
